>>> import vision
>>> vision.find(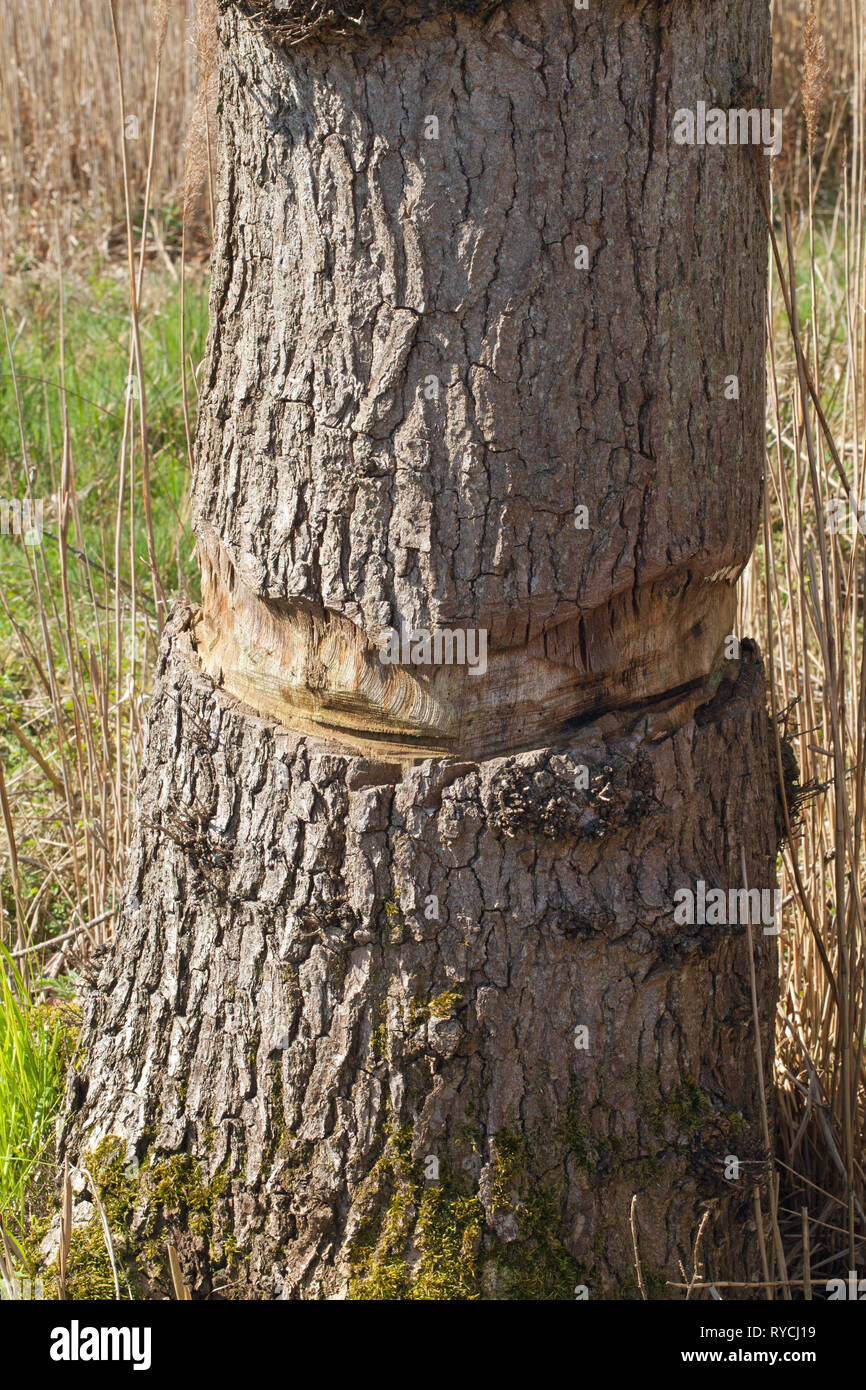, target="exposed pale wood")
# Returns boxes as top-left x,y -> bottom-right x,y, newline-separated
194,526 -> 739,761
